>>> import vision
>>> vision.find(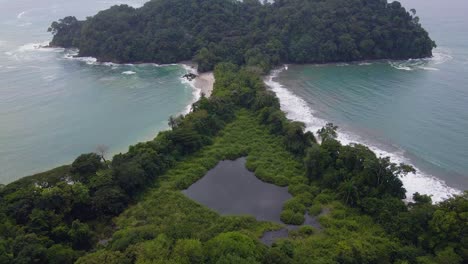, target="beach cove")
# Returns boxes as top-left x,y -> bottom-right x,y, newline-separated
0,0 -> 212,183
